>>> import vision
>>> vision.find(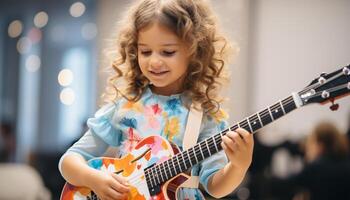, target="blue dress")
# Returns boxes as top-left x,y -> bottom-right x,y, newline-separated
59,87 -> 229,199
